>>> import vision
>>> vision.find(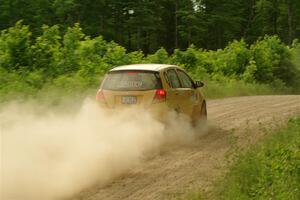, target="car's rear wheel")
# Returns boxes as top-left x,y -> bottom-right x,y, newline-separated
192,101 -> 207,127
200,101 -> 207,122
